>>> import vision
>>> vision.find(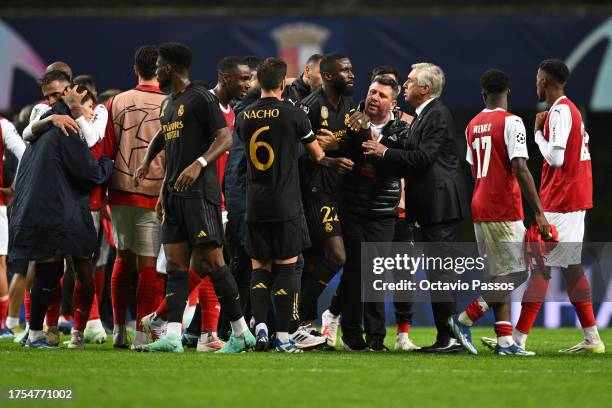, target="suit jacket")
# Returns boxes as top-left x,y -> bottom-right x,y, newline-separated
381,98 -> 466,226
